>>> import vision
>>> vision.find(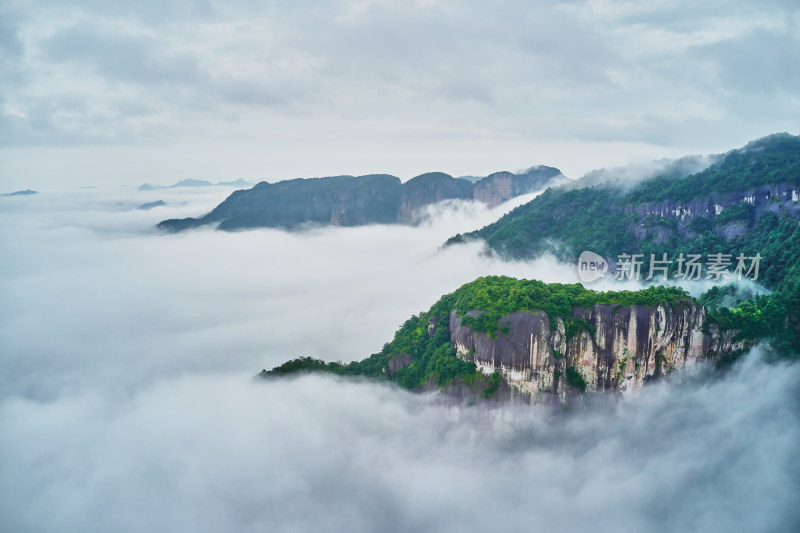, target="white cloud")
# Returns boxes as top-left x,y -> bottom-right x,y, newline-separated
0,185 -> 567,399
1,187 -> 798,531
